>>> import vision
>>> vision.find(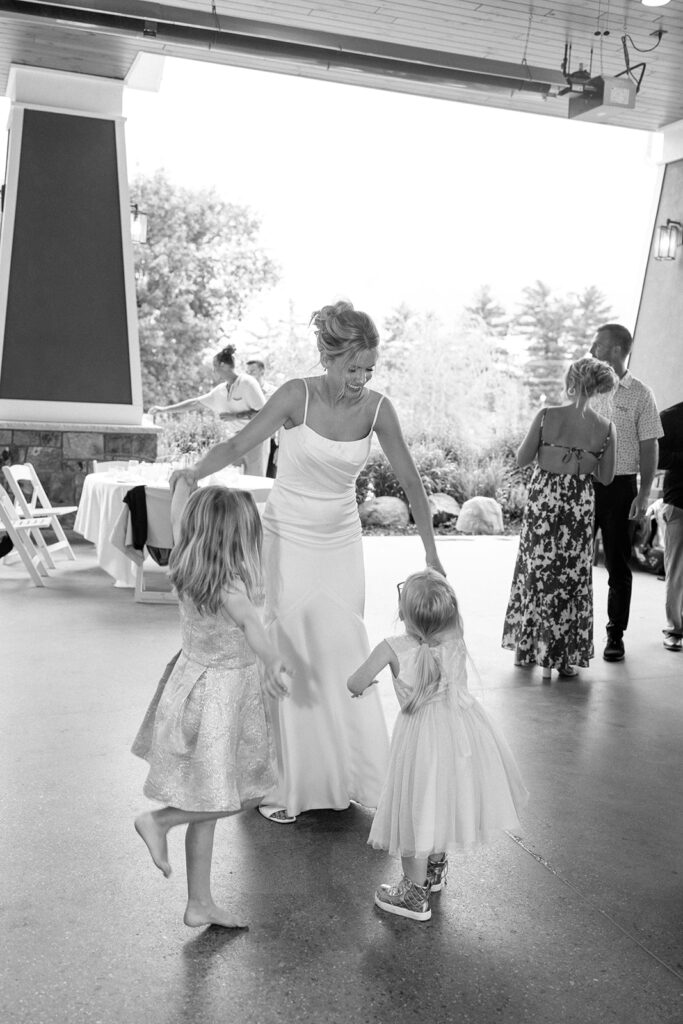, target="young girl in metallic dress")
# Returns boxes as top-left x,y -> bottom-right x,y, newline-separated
132,486 -> 288,929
